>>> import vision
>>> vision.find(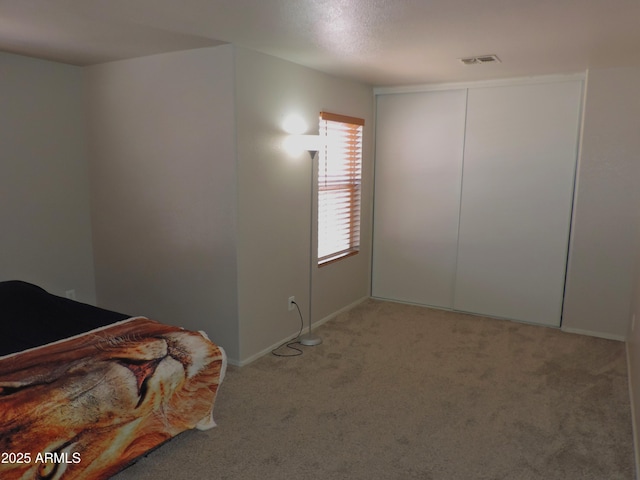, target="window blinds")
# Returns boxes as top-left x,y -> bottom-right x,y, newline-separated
318,111 -> 364,266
